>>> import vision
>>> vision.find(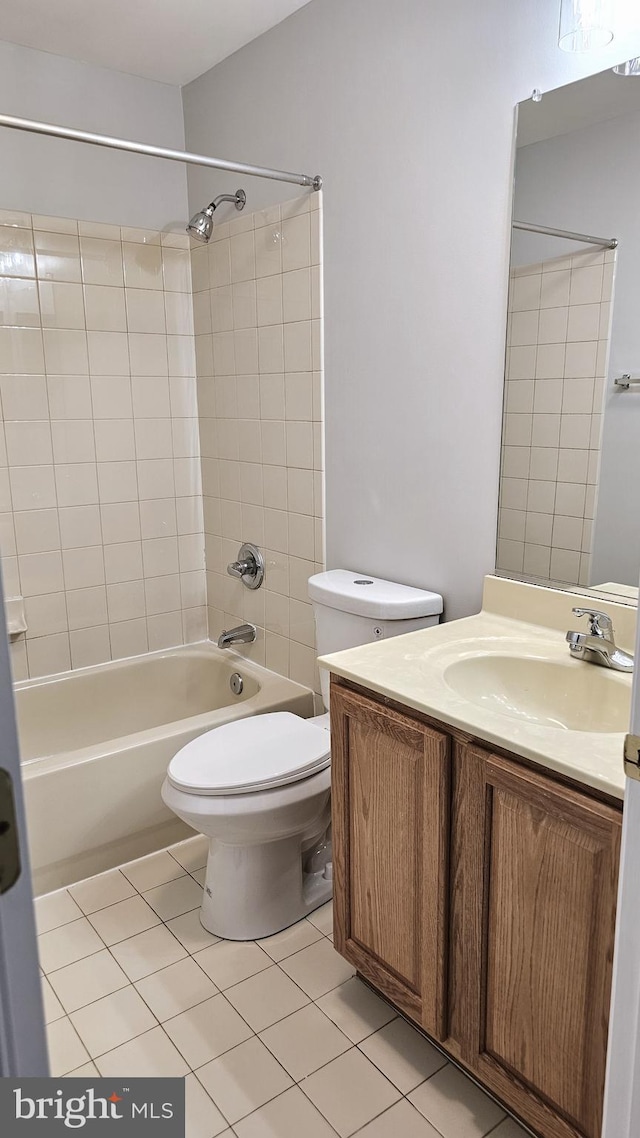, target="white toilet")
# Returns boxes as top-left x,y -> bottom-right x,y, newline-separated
161,570 -> 443,940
